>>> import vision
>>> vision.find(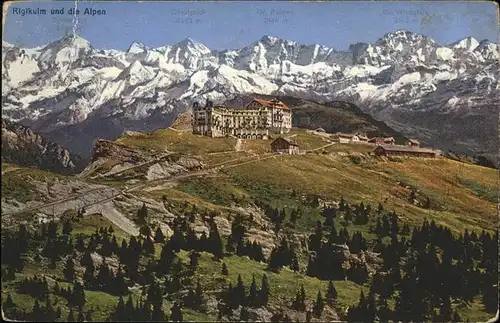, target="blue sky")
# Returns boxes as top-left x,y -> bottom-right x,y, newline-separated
3,1 -> 498,51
